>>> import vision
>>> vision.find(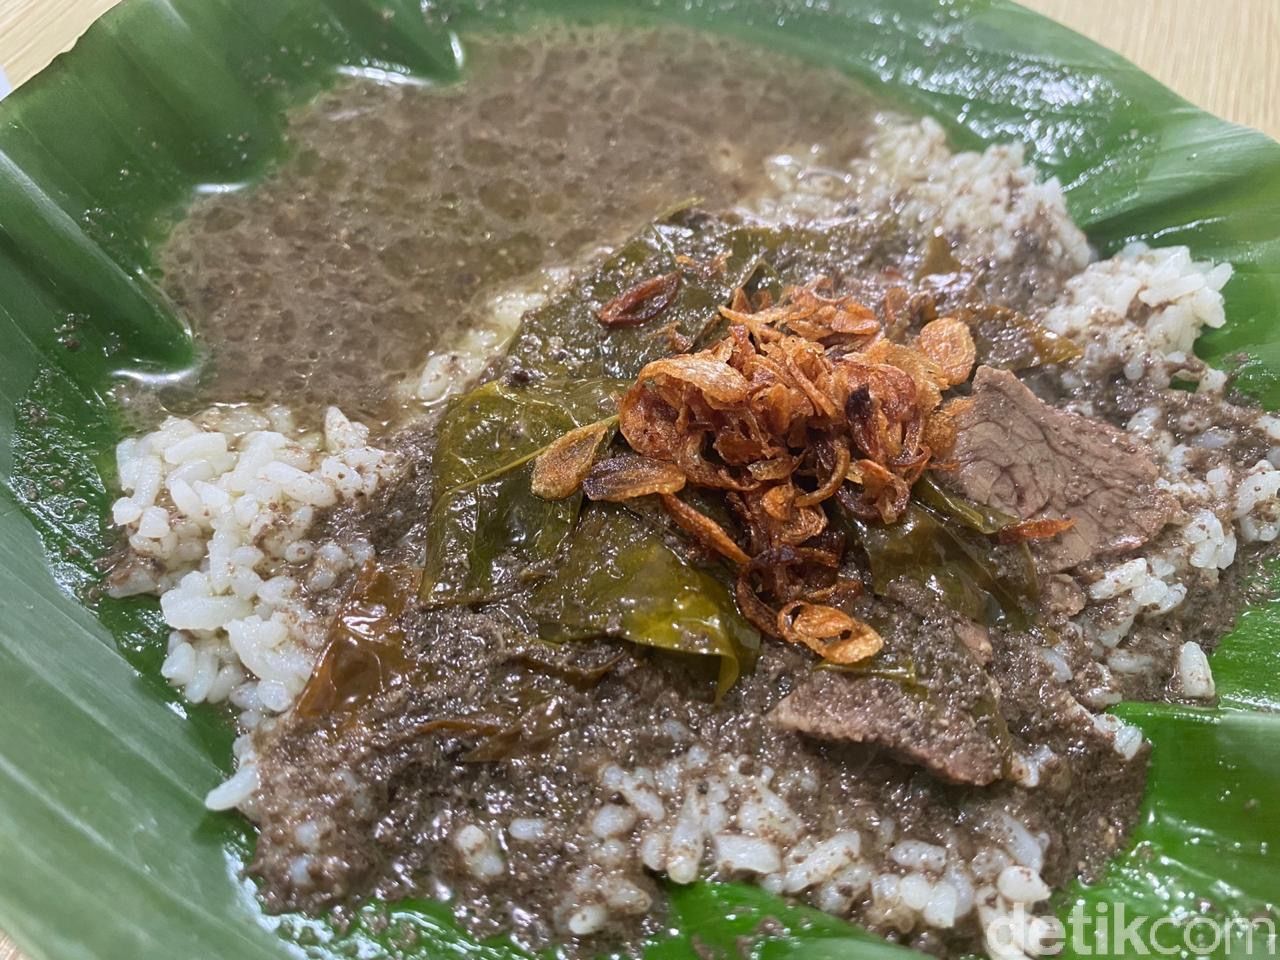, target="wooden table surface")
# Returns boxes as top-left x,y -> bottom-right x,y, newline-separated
2,0 -> 1276,136
0,1 -> 1275,958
